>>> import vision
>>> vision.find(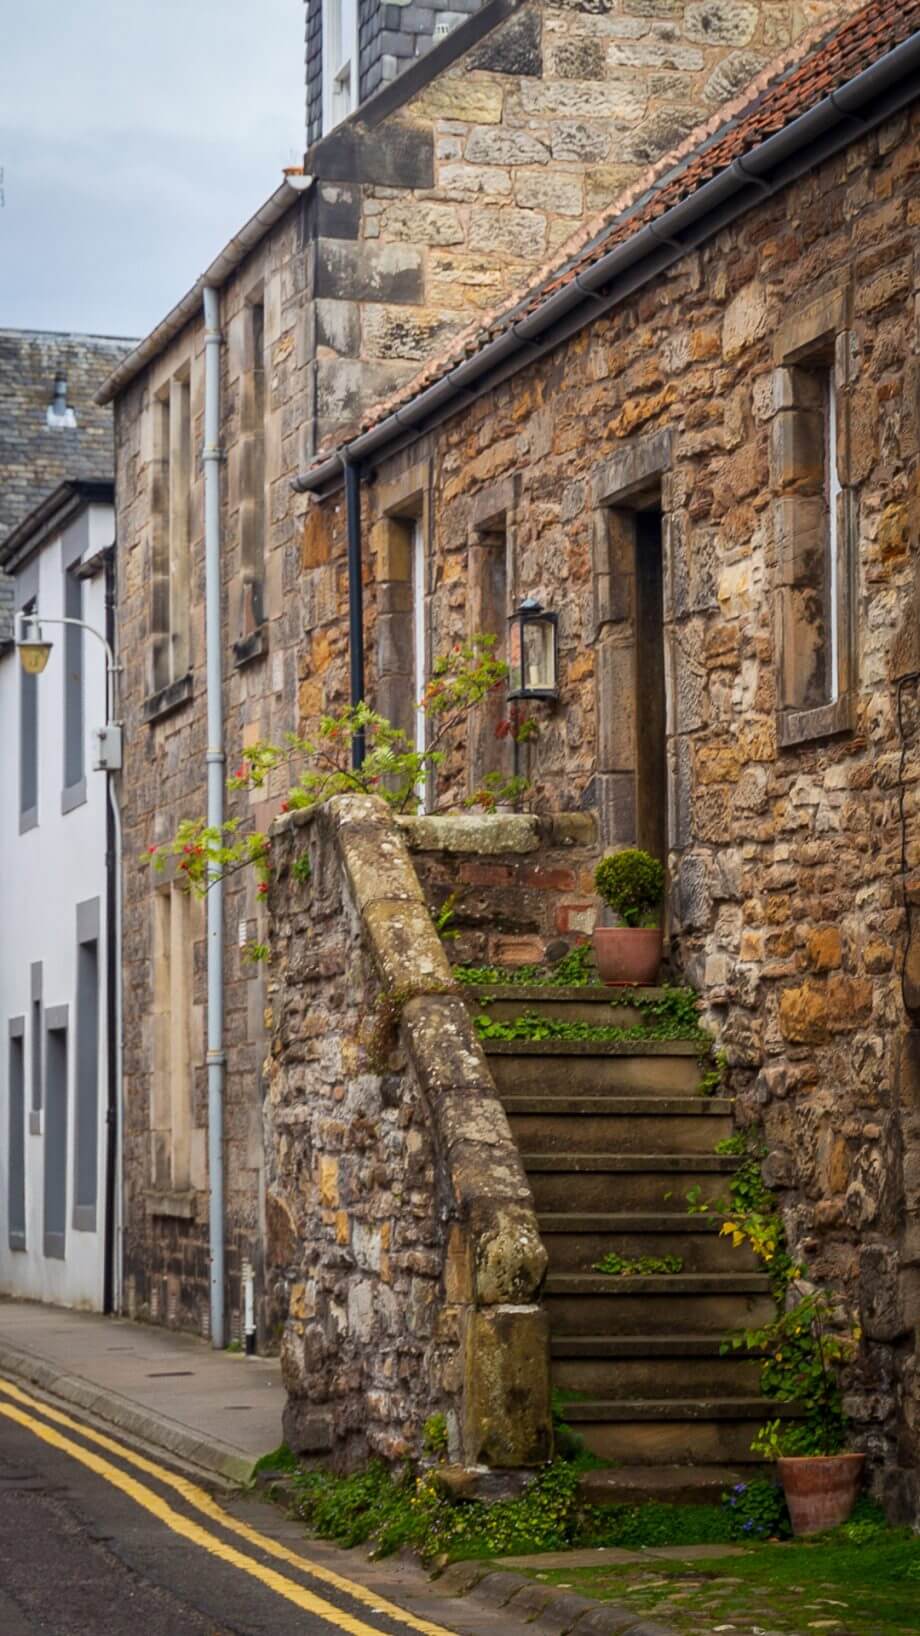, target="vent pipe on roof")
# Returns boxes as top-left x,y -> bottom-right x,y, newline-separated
46,375 -> 77,429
